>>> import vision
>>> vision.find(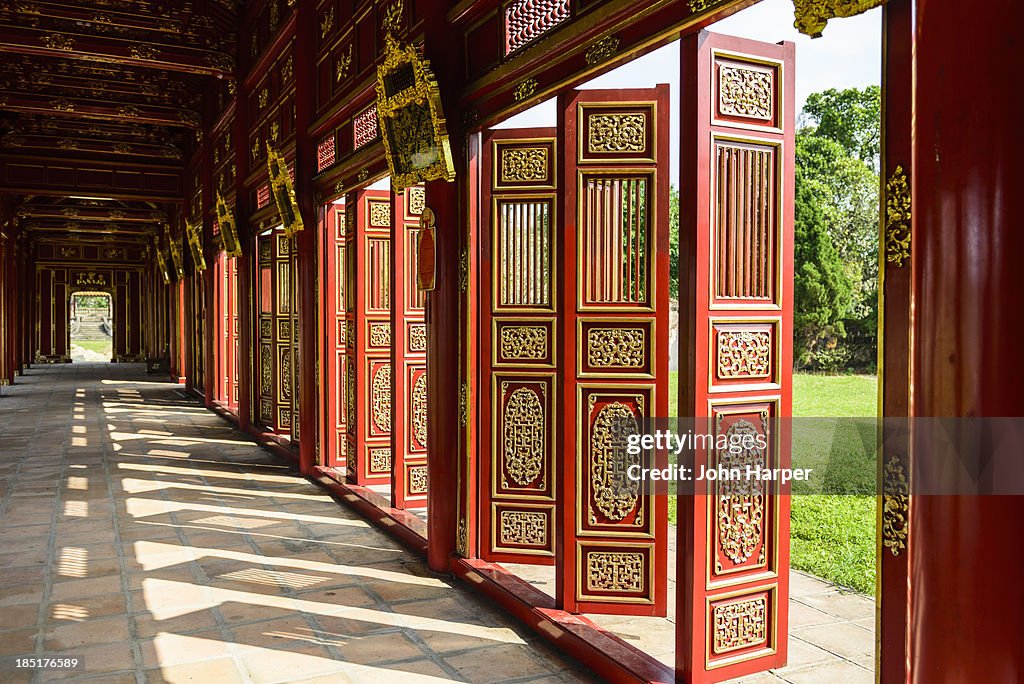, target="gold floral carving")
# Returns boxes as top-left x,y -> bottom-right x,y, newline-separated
41,33 -> 74,51
130,44 -> 158,60
260,345 -> 272,391
882,456 -> 909,556
500,326 -> 547,360
713,596 -> 767,653
719,65 -> 773,120
407,186 -> 426,215
369,322 -> 391,346
336,45 -> 353,82
585,36 -> 620,66
382,0 -> 404,36
717,420 -> 765,565
459,382 -> 469,426
119,105 -> 141,118
319,6 -> 334,38
345,359 -> 356,432
501,147 -> 548,183
370,447 -> 392,473
409,324 -> 426,351
458,247 -> 469,293
412,373 -> 428,447
409,466 -> 428,493
502,386 -> 544,486
587,113 -> 645,153
371,363 -> 392,433
512,78 -> 538,102
499,510 -> 547,546
885,165 -> 911,268
51,99 -> 75,112
369,201 -> 391,227
792,0 -> 884,38
717,330 -> 772,379
688,0 -> 726,12
587,328 -> 644,368
586,551 -> 644,592
456,518 -> 468,556
590,401 -> 640,521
